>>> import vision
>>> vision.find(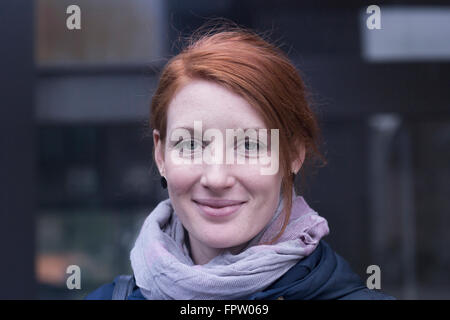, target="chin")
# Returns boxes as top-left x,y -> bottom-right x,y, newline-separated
199,233 -> 243,250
